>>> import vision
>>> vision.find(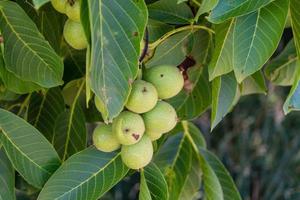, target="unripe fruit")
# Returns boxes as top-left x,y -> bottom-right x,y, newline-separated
144,65 -> 184,99
93,124 -> 120,152
66,0 -> 81,22
126,80 -> 158,114
63,19 -> 87,50
121,135 -> 153,169
112,111 -> 145,145
51,0 -> 66,13
143,101 -> 177,134
146,131 -> 162,141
